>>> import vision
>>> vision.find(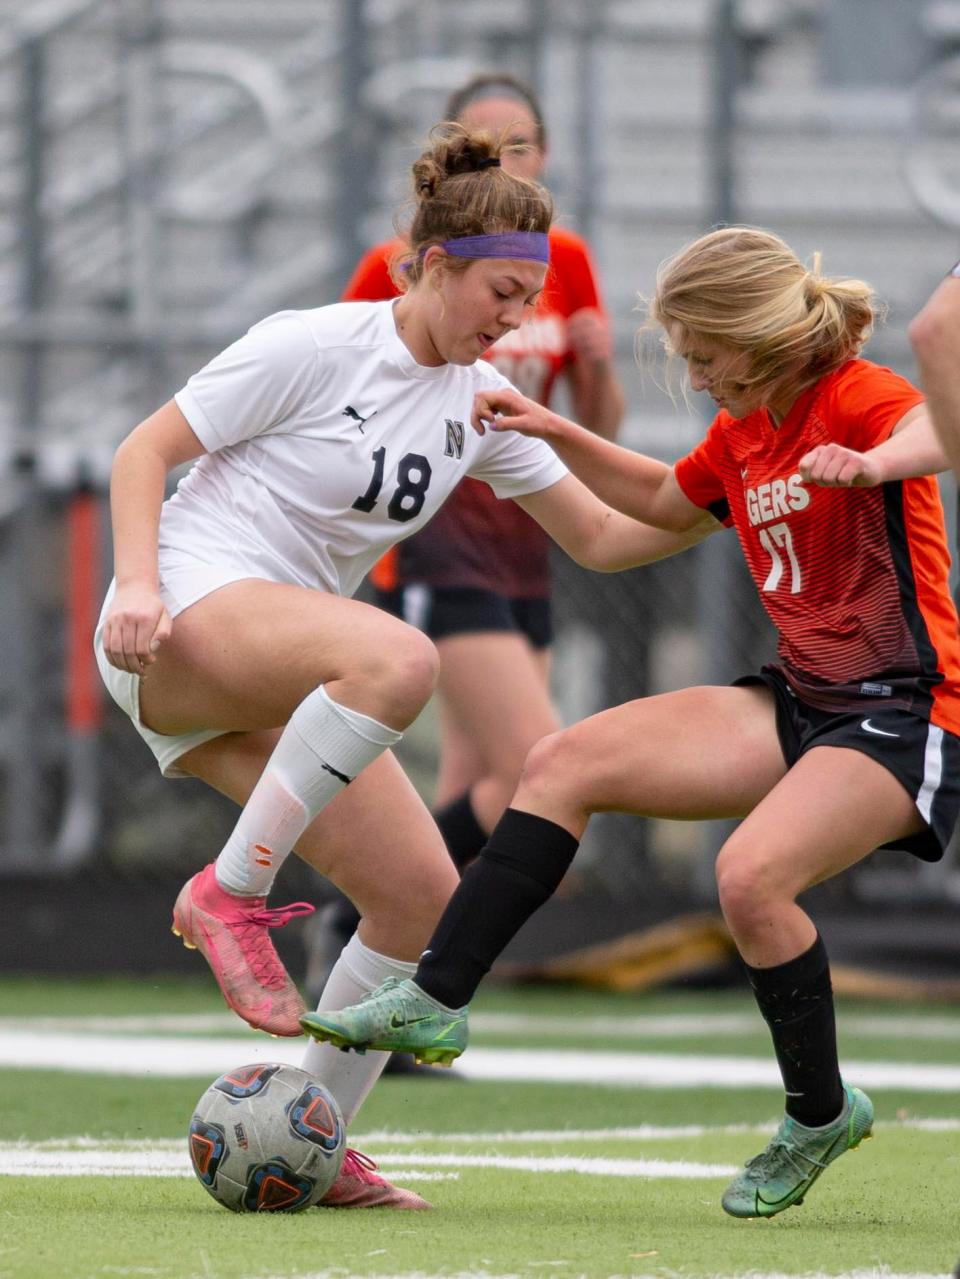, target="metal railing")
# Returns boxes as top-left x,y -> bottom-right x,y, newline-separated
1,0 -> 958,916
0,0 -> 354,869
